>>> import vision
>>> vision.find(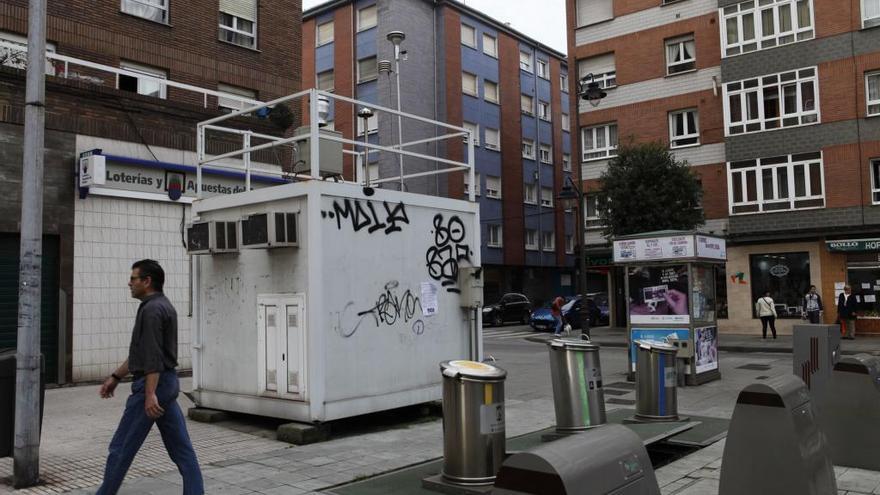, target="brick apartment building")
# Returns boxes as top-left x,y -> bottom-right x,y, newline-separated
0,0 -> 300,383
569,0 -> 880,335
303,0 -> 579,307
